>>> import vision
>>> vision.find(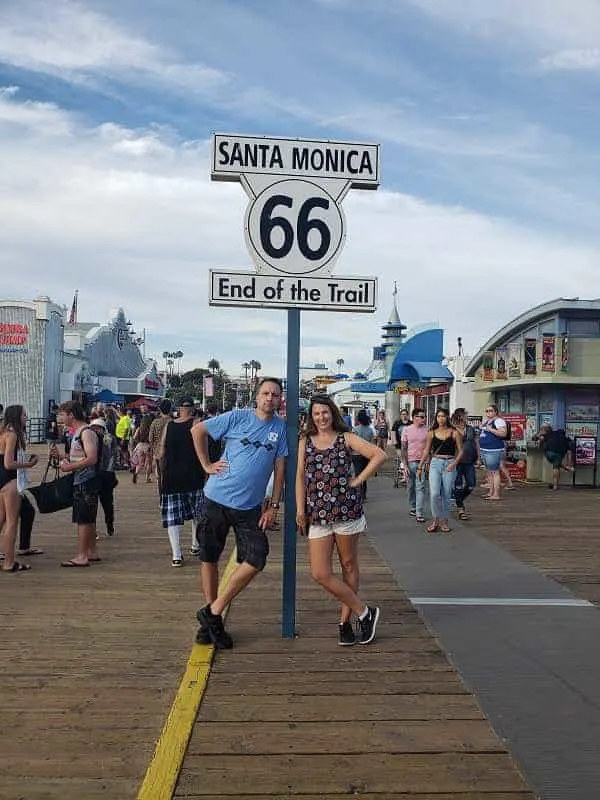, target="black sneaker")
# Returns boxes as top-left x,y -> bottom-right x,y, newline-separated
196,604 -> 233,650
107,526 -> 115,537
195,626 -> 212,645
338,621 -> 356,646
409,509 -> 417,516
358,606 -> 380,645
